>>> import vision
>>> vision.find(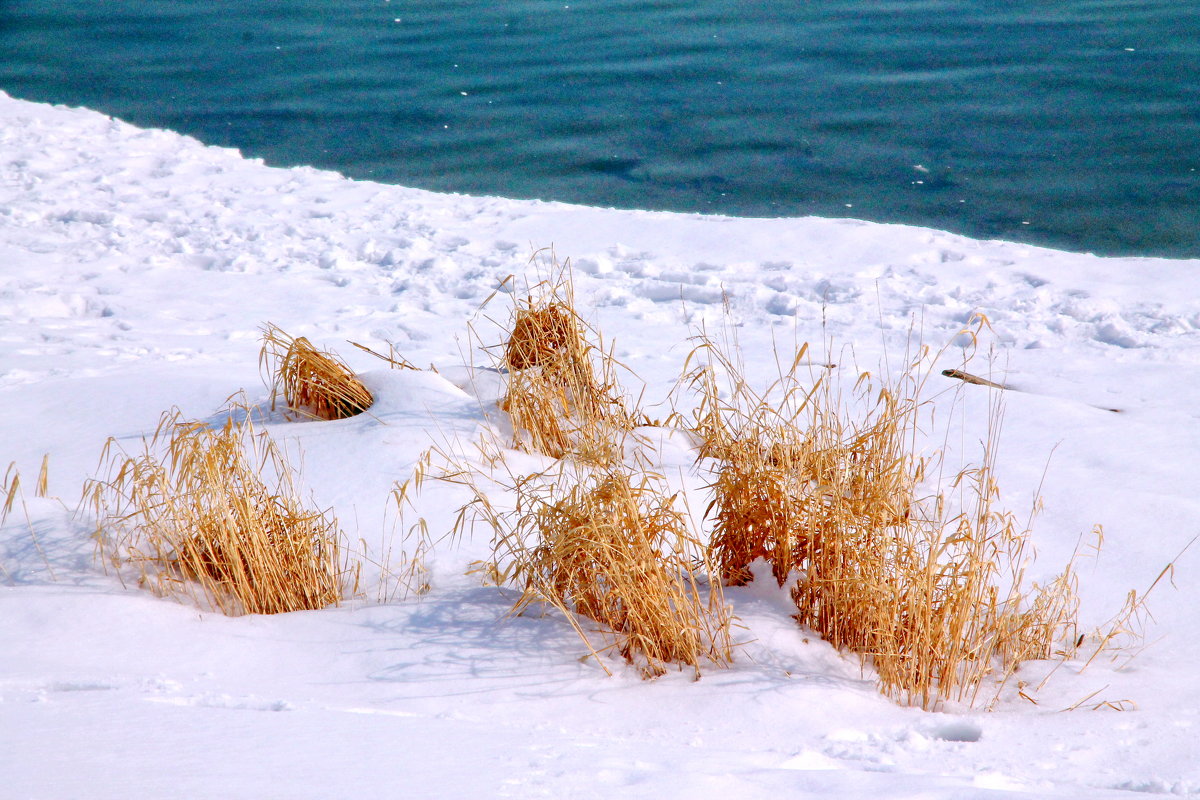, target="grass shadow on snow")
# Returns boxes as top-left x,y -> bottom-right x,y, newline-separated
354,585 -> 661,696
0,507 -> 104,587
